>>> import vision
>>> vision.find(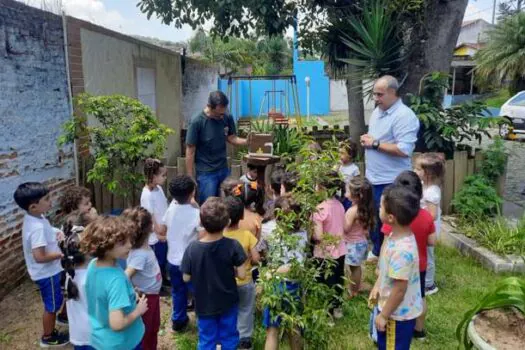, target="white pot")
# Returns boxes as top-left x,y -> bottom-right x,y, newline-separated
467,315 -> 497,350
